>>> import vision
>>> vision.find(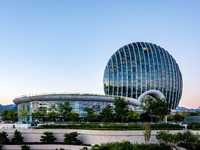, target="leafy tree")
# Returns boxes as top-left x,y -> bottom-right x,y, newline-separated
57,101 -> 72,121
11,130 -> 24,144
141,96 -> 170,122
142,123 -> 151,144
7,111 -> 18,122
70,112 -> 80,122
85,108 -> 98,122
167,114 -> 174,121
0,131 -> 10,144
32,107 -> 47,122
181,111 -> 187,121
174,112 -> 181,121
1,110 -> 9,121
64,132 -> 82,145
100,105 -> 114,122
40,132 -> 56,144
113,97 -> 129,122
18,109 -> 29,122
126,110 -> 140,122
47,111 -> 59,121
